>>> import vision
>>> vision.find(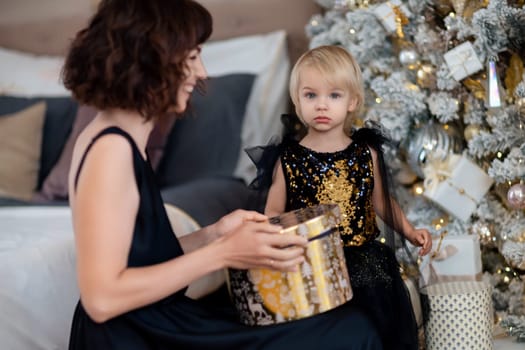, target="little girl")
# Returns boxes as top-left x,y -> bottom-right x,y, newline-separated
260,45 -> 432,350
